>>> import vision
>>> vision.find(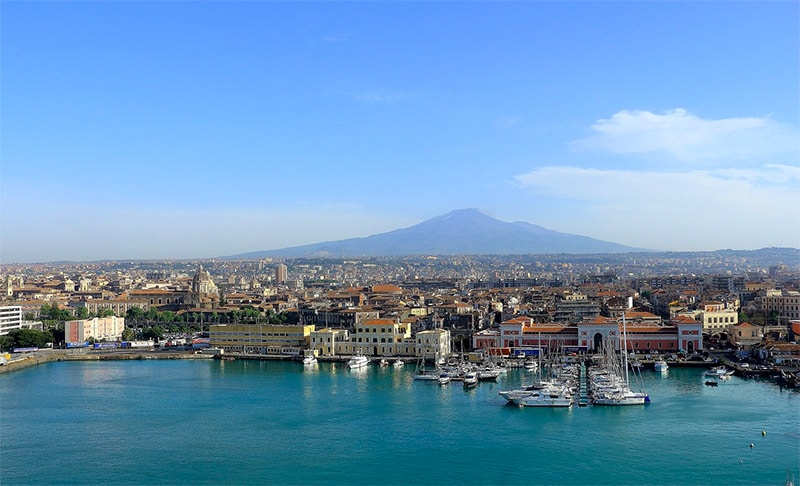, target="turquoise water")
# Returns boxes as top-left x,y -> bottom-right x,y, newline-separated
1,360 -> 798,485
